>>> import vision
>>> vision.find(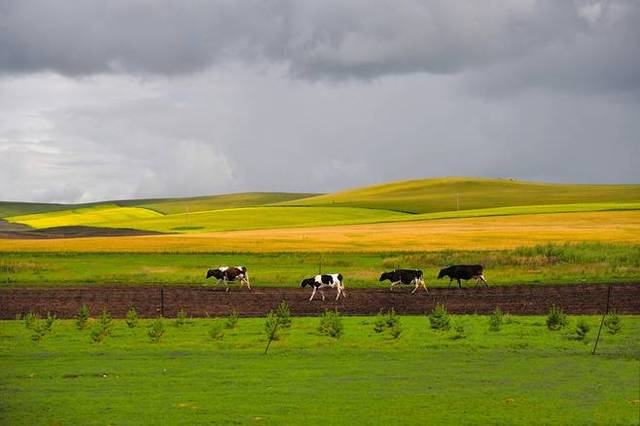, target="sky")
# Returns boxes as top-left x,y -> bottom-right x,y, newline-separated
1,0 -> 639,203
